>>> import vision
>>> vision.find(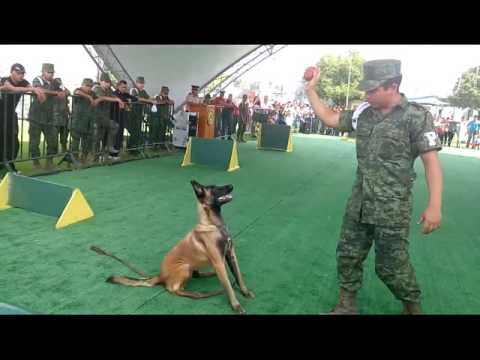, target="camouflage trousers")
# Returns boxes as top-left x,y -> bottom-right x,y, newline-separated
337,216 -> 421,303
93,119 -> 118,156
56,125 -> 69,151
70,130 -> 92,158
28,122 -> 58,158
